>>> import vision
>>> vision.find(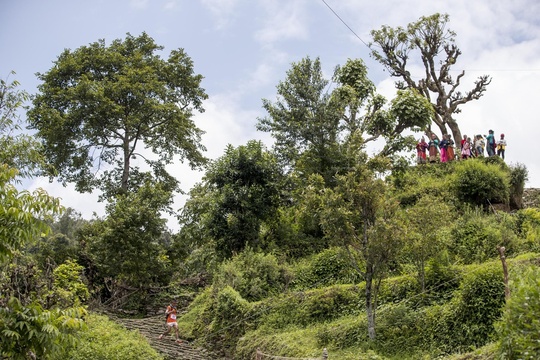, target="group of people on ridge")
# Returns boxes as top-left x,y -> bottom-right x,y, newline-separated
416,130 -> 507,165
